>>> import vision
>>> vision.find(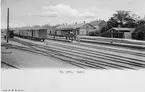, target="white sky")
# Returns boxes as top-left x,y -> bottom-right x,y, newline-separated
1,0 -> 145,28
